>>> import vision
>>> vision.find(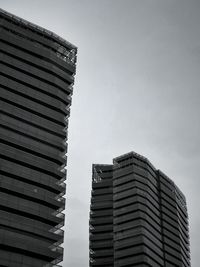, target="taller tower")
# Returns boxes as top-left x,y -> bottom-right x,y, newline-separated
90,152 -> 190,267
0,8 -> 77,267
